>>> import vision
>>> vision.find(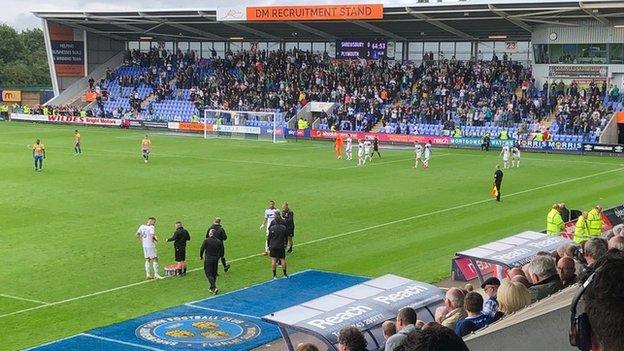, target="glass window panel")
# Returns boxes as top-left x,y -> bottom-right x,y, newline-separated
268,42 -> 280,51
549,44 -> 577,64
164,42 -> 174,52
578,44 -> 607,64
201,42 -> 212,58
610,43 -> 624,64
139,41 -> 150,52
327,42 -> 336,58
312,42 -> 325,53
213,42 -> 225,58
424,42 -> 439,60
189,42 -> 200,52
128,41 -> 139,50
455,42 -> 471,61
408,42 -> 424,61
299,42 -> 312,51
439,42 -> 454,60
533,44 -> 548,64
392,42 -> 401,60
478,42 -> 494,60
230,42 -> 242,52
285,42 -> 298,51
177,42 -> 189,52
